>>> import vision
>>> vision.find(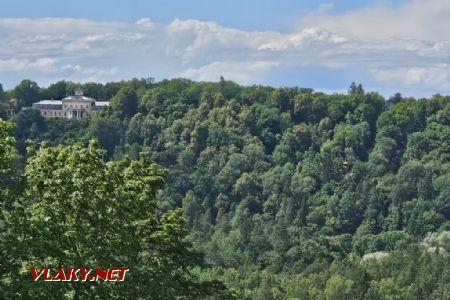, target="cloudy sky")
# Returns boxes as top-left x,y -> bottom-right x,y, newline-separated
1,0 -> 450,97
